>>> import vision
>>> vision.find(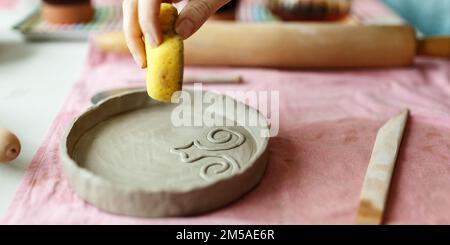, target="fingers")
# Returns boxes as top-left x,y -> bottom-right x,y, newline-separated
123,0 -> 147,68
124,0 -> 223,68
138,0 -> 163,48
176,0 -> 230,39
